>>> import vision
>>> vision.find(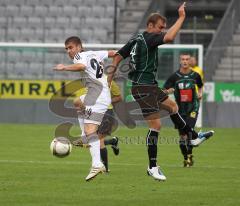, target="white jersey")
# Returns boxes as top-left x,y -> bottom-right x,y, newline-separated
73,50 -> 111,114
